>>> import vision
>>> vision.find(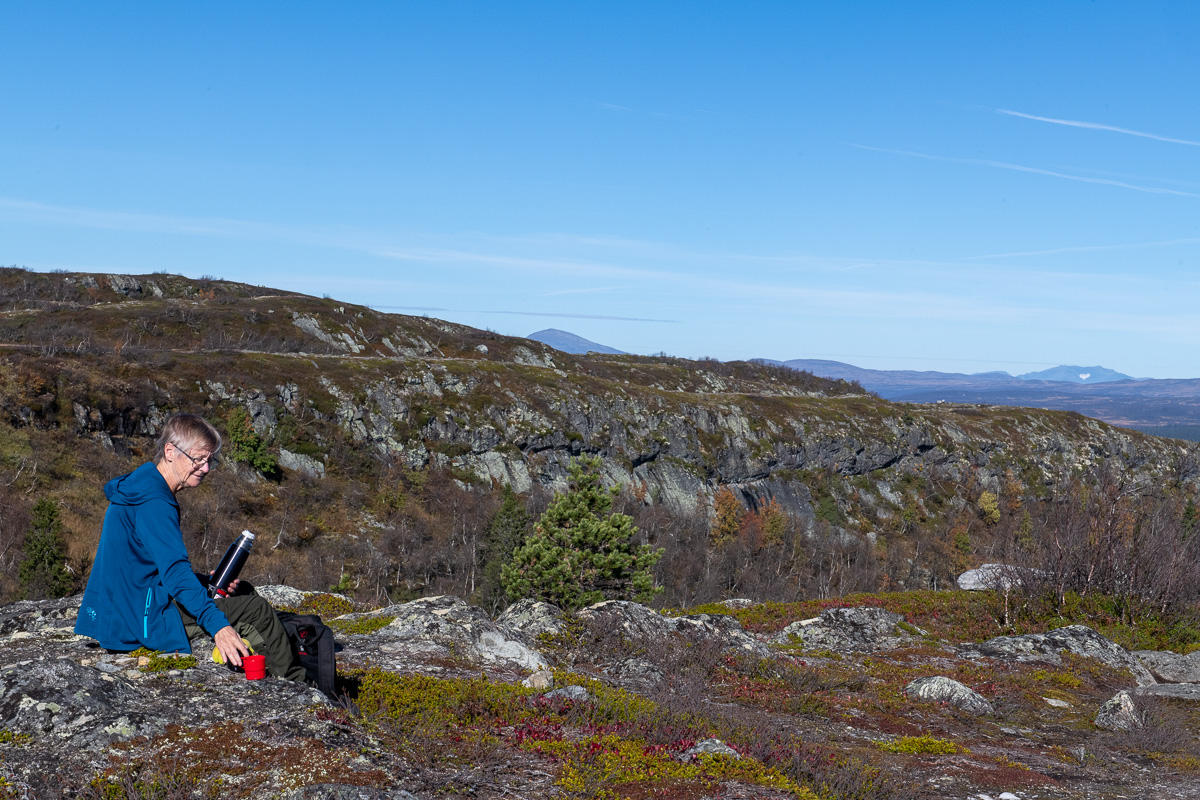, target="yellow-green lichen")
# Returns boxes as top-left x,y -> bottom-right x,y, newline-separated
877,734 -> 965,755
